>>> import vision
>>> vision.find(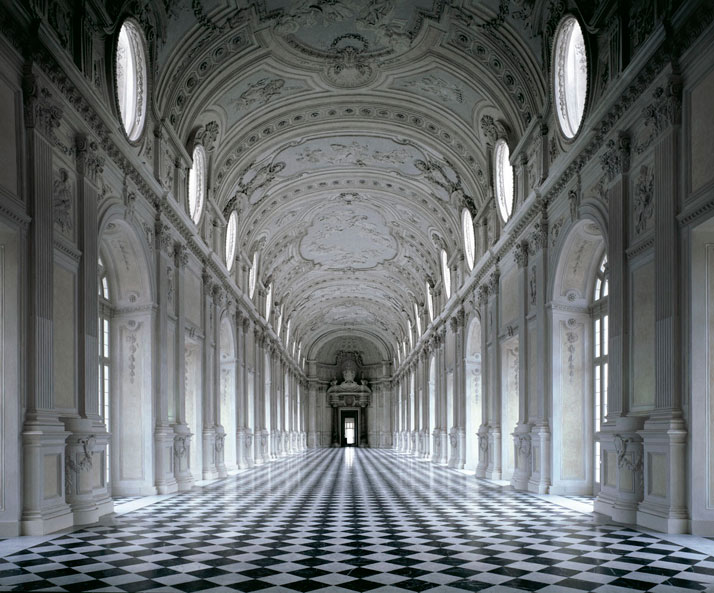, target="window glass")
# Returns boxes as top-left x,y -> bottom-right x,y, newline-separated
495,139 -> 514,222
554,16 -> 587,138
248,252 -> 258,298
188,145 -> 206,224
462,208 -> 476,270
225,210 -> 237,271
441,249 -> 451,300
426,282 -> 434,322
116,21 -> 147,141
